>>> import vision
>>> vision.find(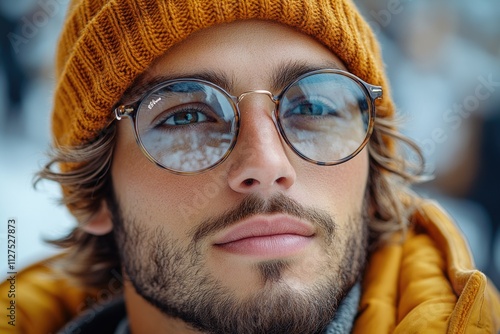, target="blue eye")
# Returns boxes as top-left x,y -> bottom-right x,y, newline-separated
290,103 -> 334,116
164,110 -> 209,126
286,100 -> 339,118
